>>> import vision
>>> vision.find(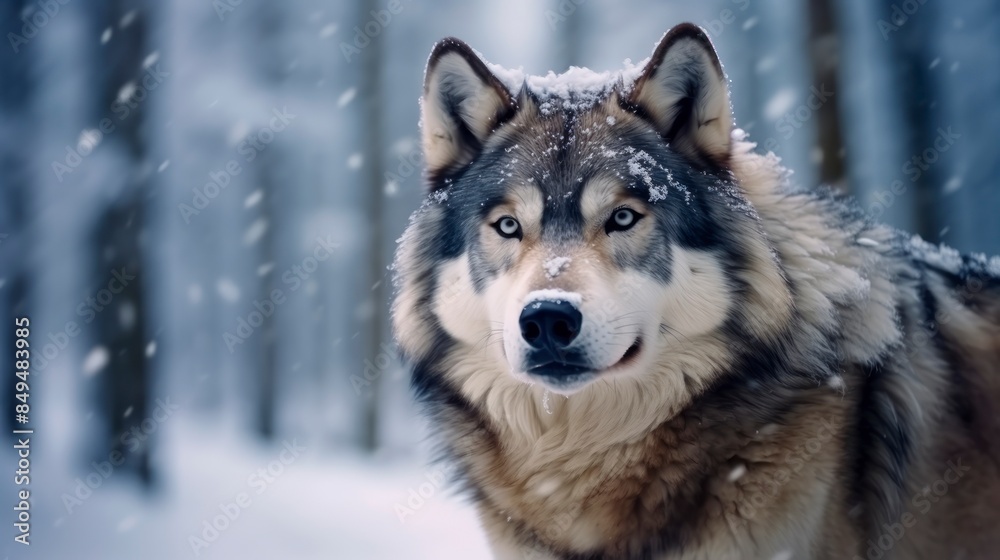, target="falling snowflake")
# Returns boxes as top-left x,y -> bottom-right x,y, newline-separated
243,218 -> 268,245
216,278 -> 241,302
244,189 -> 263,208
83,346 -> 110,376
347,153 -> 363,169
320,23 -> 338,38
727,463 -> 747,482
338,88 -> 356,108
